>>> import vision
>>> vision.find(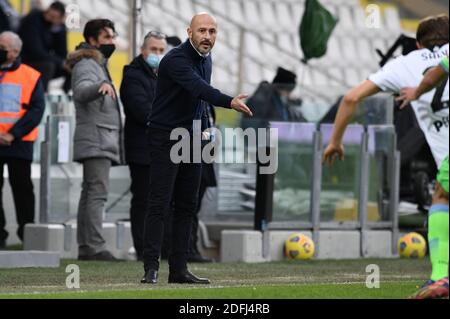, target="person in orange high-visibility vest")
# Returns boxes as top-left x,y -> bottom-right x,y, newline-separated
0,31 -> 45,249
